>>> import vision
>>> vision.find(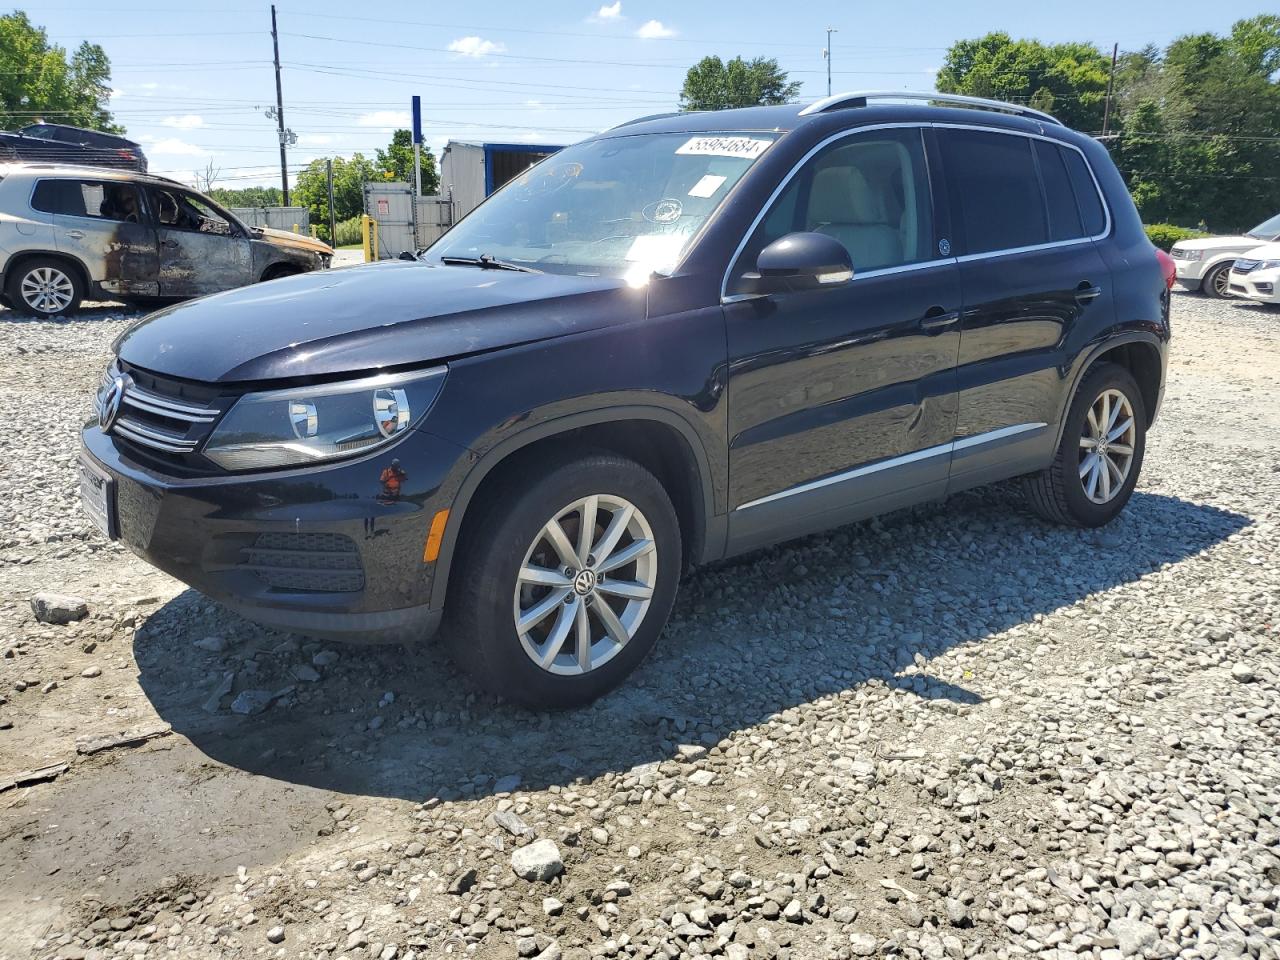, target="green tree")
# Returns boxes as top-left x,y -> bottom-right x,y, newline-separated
294,154 -> 377,242
935,32 -> 1110,130
679,56 -> 801,111
0,11 -> 118,131
1112,18 -> 1280,231
209,186 -> 284,208
375,129 -> 439,194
